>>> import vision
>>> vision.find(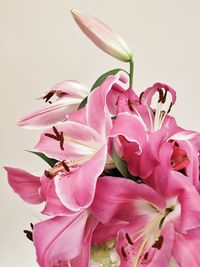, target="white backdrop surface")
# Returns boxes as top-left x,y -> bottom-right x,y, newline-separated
0,1 -> 200,266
